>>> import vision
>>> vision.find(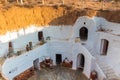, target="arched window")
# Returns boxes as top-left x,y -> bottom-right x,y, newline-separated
100,39 -> 109,55
79,27 -> 88,41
